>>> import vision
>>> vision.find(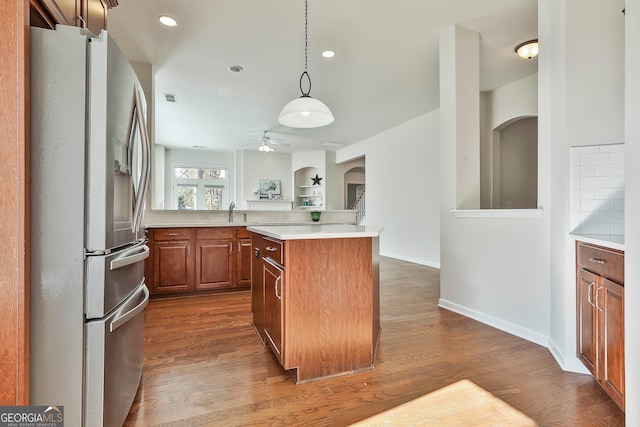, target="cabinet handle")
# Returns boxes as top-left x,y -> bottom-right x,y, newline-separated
594,285 -> 604,312
587,282 -> 595,307
265,246 -> 277,252
165,233 -> 180,236
588,256 -> 605,264
229,243 -> 233,254
275,276 -> 281,300
238,242 -> 241,253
